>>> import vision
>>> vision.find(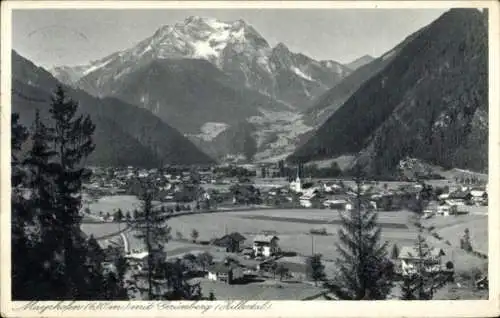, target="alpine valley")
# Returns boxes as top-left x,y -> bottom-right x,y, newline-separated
50,16 -> 351,162
47,9 -> 488,175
